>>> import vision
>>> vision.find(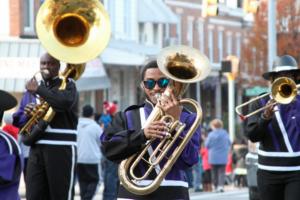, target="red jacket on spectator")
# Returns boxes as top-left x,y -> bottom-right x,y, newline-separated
2,124 -> 19,140
200,147 -> 211,171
